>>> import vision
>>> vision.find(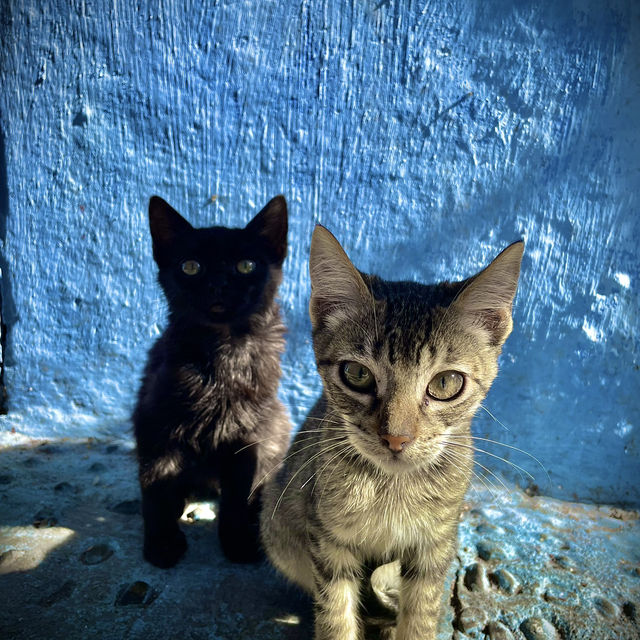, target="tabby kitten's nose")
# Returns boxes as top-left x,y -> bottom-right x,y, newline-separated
379,433 -> 413,453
